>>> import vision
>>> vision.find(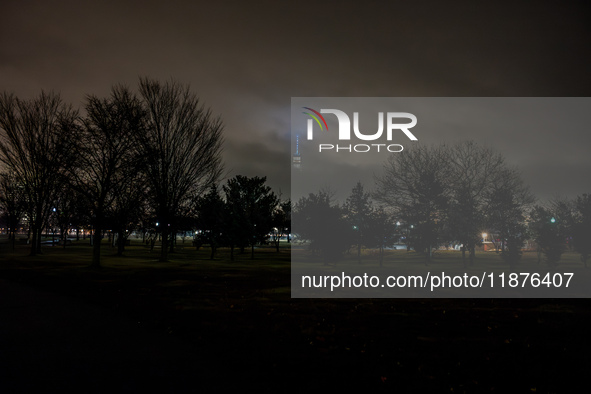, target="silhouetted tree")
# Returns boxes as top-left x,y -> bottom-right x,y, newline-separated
571,194 -> 591,267
448,141 -> 506,266
560,194 -> 591,267
529,205 -> 568,268
195,184 -> 226,259
138,77 -> 224,262
374,144 -> 449,262
53,183 -> 81,248
484,167 -> 534,270
344,182 -> 373,264
0,171 -> 26,249
293,190 -> 353,265
549,196 -> 576,251
73,85 -> 144,267
0,91 -> 79,255
366,207 -> 398,266
223,175 -> 278,259
110,169 -> 147,256
271,199 -> 291,252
